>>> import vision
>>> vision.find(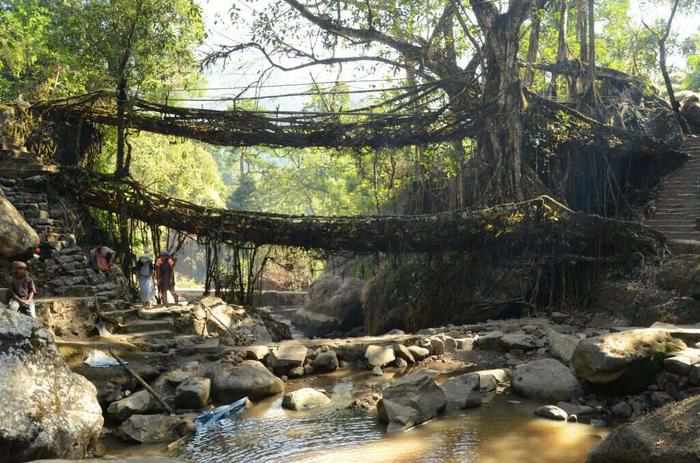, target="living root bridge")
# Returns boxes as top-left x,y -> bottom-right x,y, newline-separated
52,169 -> 665,257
